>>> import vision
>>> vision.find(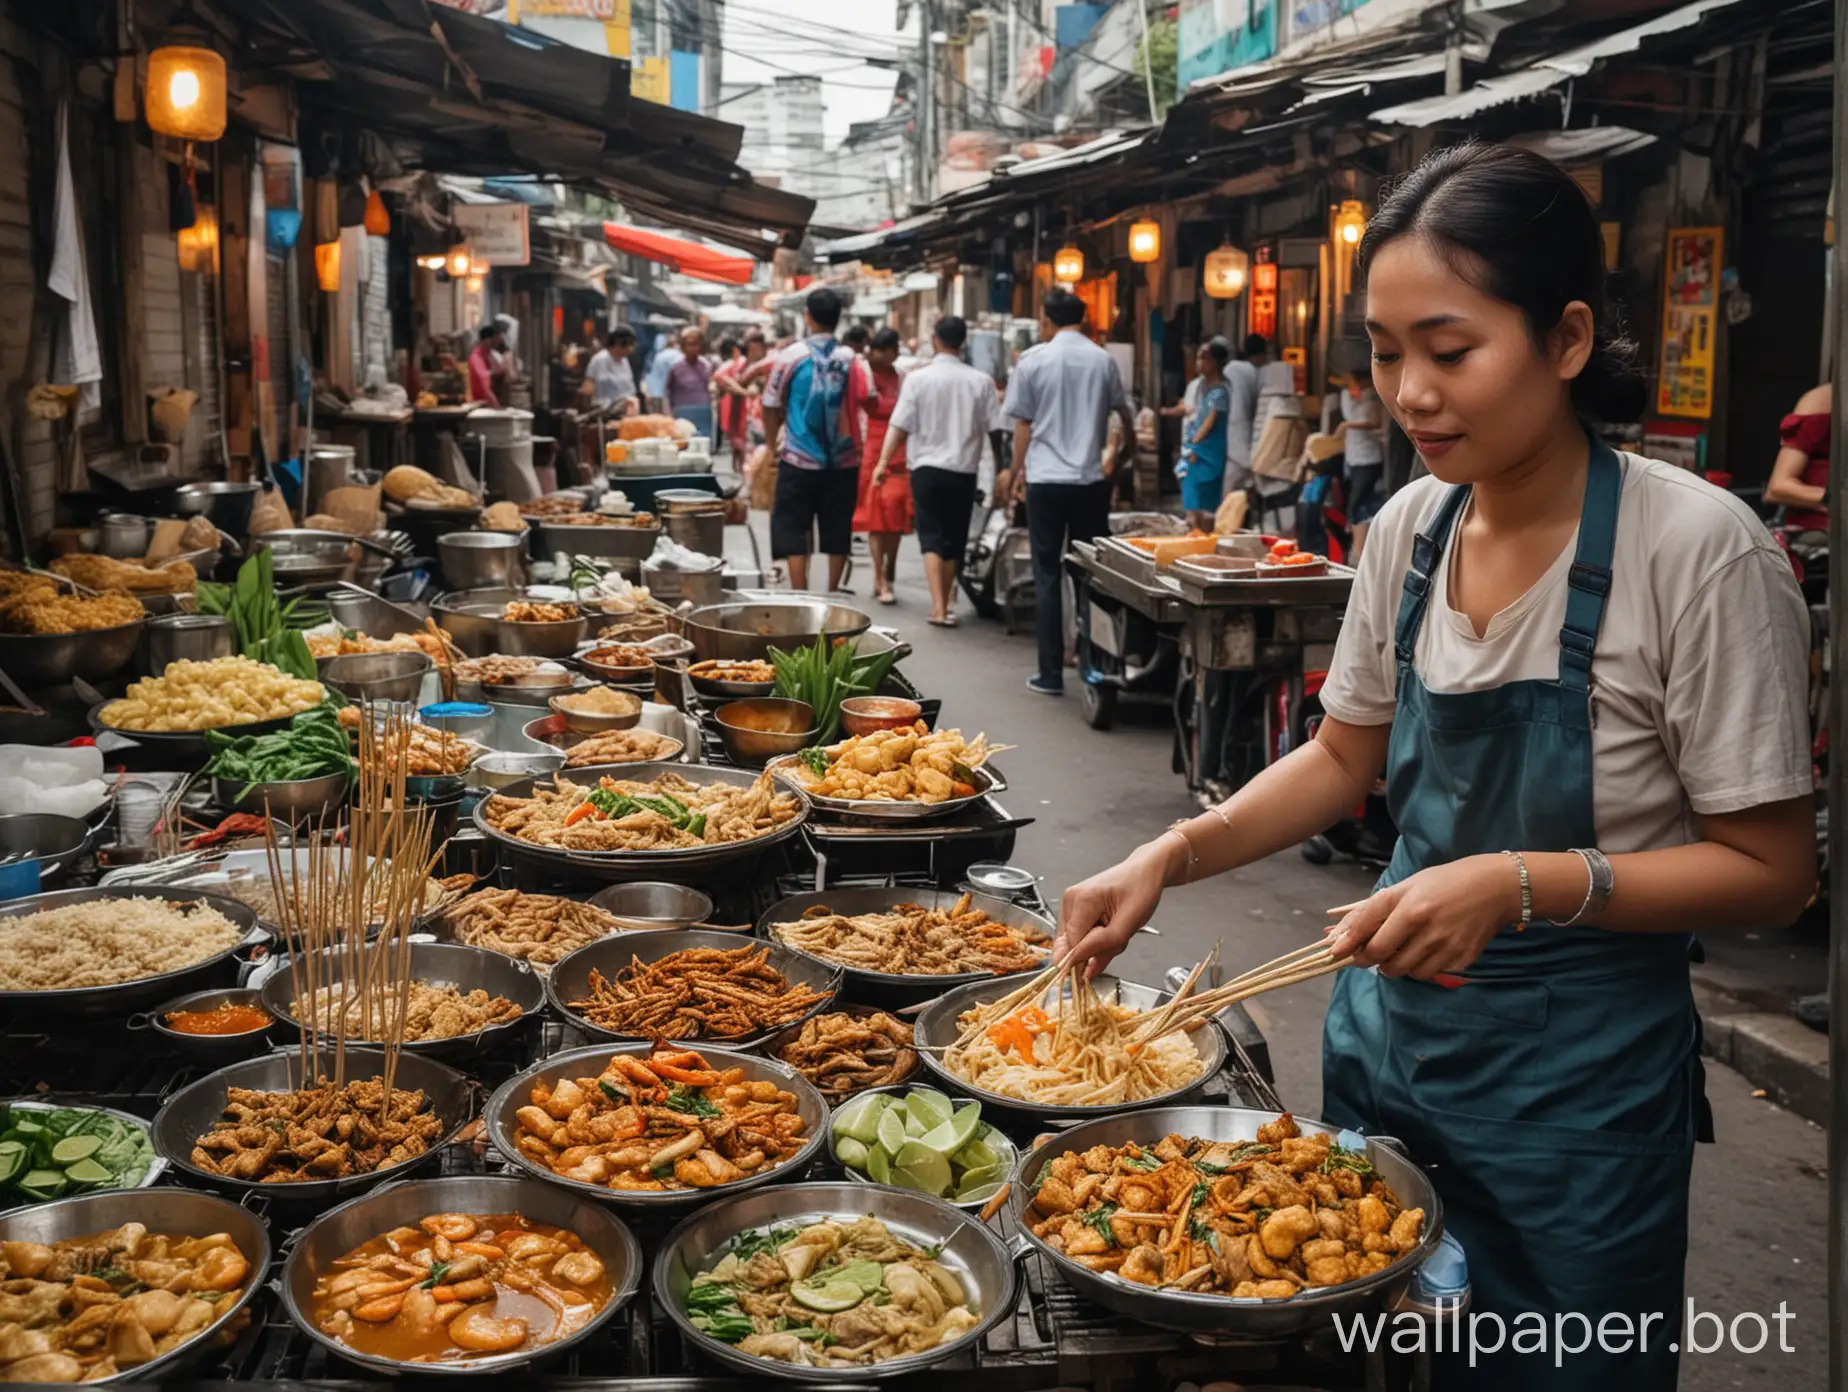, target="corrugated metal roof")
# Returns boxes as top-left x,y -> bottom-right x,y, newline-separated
1505,126 -> 1659,165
